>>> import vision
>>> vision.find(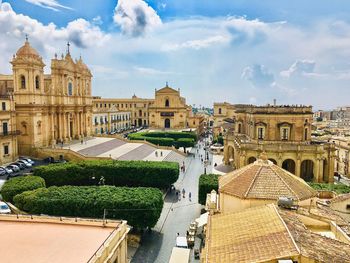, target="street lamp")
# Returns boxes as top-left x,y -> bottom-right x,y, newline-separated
204,159 -> 208,174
